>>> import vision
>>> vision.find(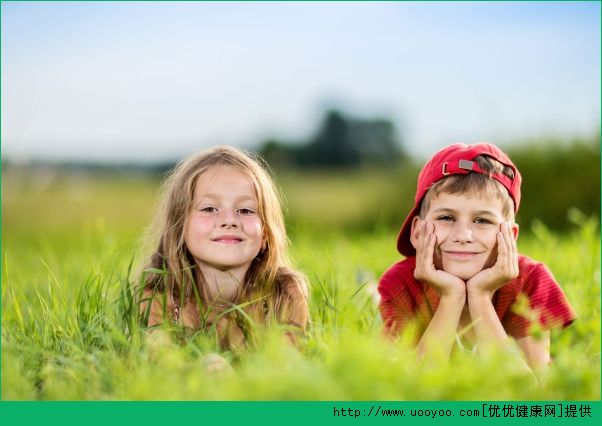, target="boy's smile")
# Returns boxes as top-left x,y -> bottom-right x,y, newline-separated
442,250 -> 485,259
416,192 -> 512,280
